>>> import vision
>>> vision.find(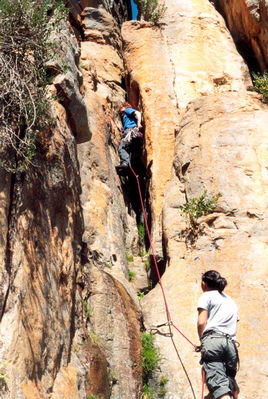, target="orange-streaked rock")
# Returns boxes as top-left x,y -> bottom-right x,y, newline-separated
122,0 -> 268,398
